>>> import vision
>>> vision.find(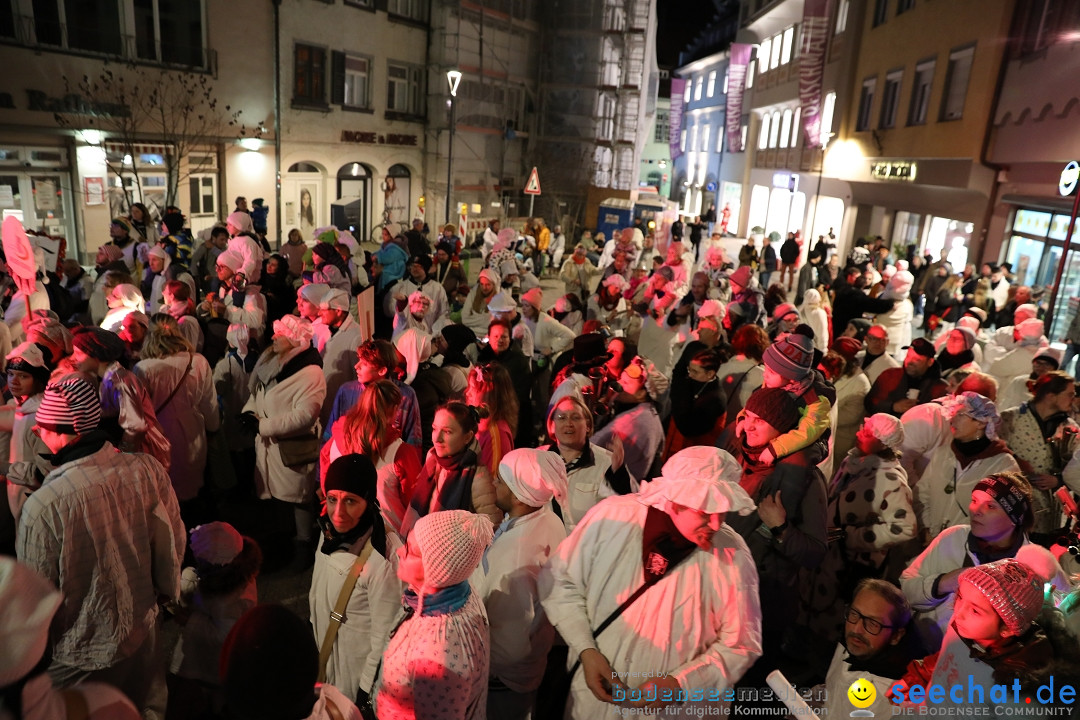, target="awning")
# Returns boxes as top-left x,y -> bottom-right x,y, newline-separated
1000,193 -> 1076,215
841,180 -> 988,223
